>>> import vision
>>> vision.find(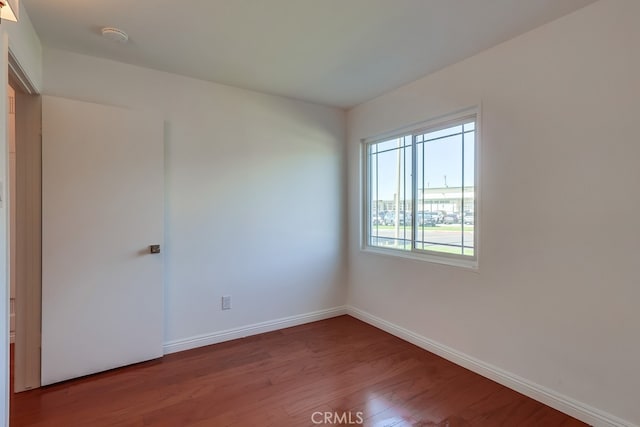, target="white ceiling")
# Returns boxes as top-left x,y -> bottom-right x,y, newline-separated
23,0 -> 596,108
